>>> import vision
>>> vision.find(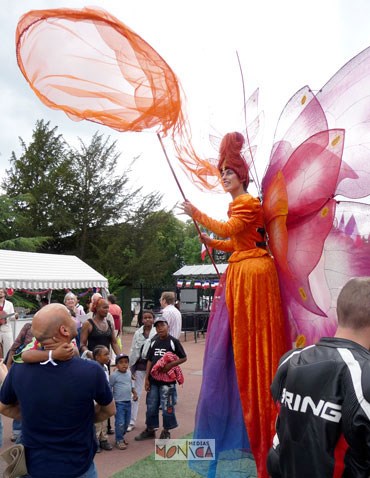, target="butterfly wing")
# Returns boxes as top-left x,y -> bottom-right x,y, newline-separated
317,46 -> 370,199
263,128 -> 344,316
284,201 -> 370,346
264,48 -> 370,346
